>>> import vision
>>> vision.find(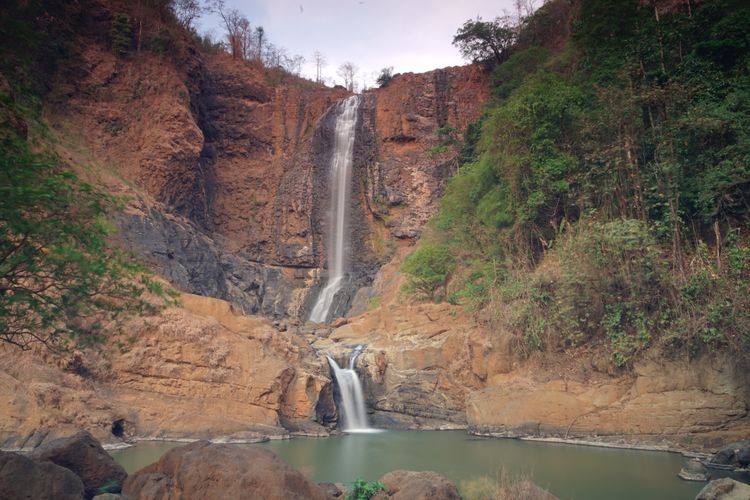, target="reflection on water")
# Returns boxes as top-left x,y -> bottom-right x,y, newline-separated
110,431 -> 723,500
